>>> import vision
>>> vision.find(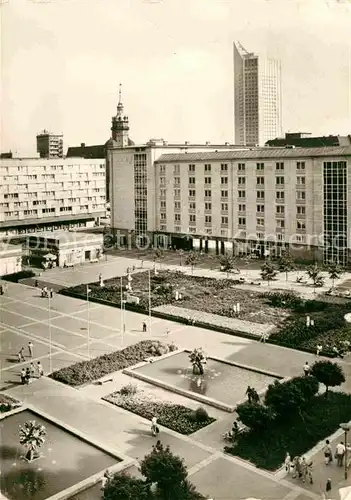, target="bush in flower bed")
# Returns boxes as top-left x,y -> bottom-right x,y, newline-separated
0,394 -> 21,413
49,340 -> 176,387
103,390 -> 215,435
225,391 -> 351,471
